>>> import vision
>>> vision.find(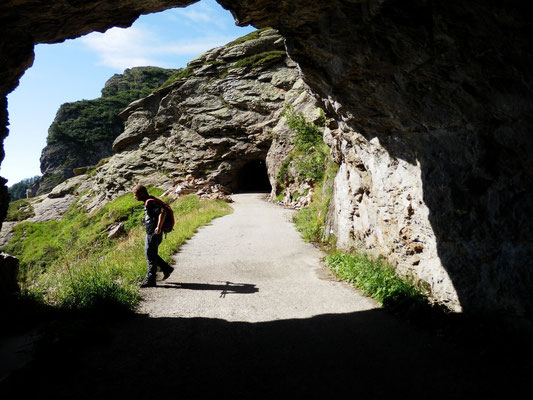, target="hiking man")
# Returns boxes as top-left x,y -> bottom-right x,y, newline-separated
132,184 -> 174,287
